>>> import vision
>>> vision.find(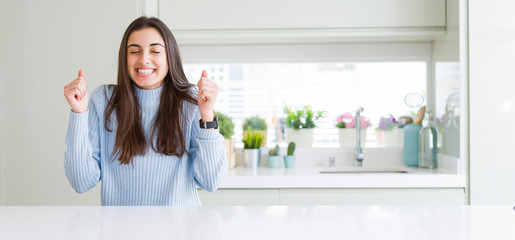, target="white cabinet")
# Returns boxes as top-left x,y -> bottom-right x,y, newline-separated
199,188 -> 465,205
280,188 -> 465,205
160,0 -> 445,30
159,0 -> 446,44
